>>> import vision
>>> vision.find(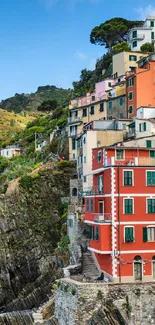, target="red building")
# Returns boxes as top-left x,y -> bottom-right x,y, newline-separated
84,145 -> 155,282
